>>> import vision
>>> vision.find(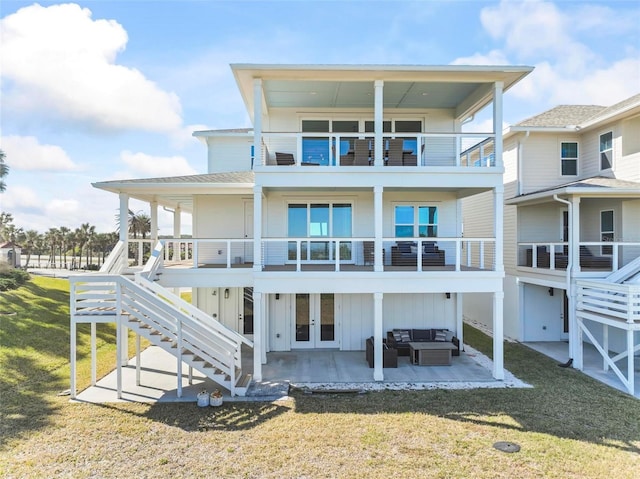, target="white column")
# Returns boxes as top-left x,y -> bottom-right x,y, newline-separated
456,293 -> 463,349
253,186 -> 263,272
374,185 -> 384,272
373,292 -> 384,381
150,200 -> 158,244
374,80 -> 384,166
493,185 -> 504,272
492,291 -> 504,380
253,291 -> 263,381
119,193 -> 129,271
173,205 -> 182,262
493,81 -> 504,169
253,78 -> 263,166
570,197 -> 581,368
627,329 -> 635,395
70,318 -> 76,399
